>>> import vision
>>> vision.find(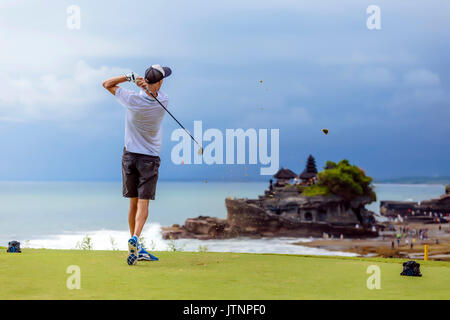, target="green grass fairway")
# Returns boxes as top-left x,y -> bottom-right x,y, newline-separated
1,249 -> 449,299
